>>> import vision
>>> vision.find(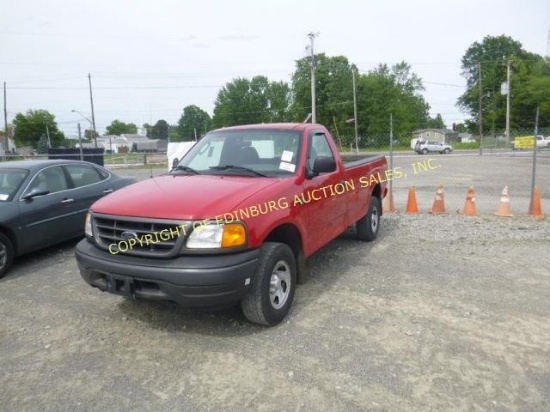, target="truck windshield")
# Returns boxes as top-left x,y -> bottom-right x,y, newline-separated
174,129 -> 302,177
